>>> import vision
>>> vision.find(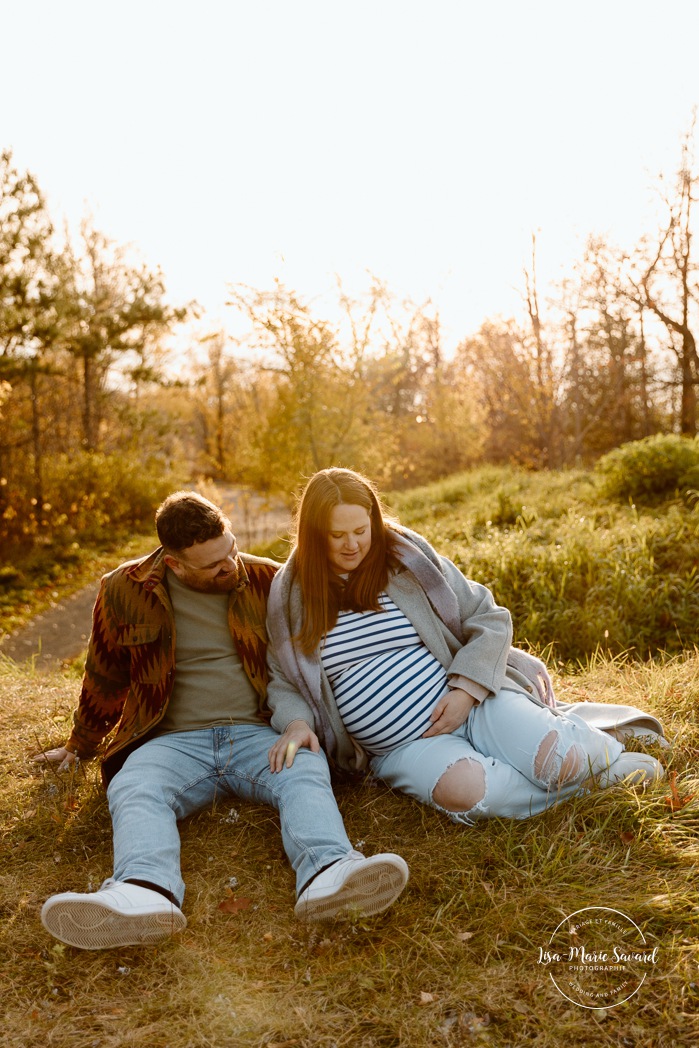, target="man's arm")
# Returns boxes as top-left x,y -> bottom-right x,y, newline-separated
32,575 -> 132,767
